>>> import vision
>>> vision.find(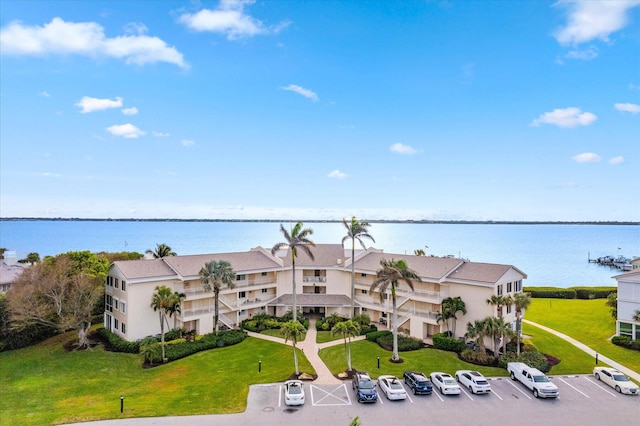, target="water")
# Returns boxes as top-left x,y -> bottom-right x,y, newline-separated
1,220 -> 638,288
